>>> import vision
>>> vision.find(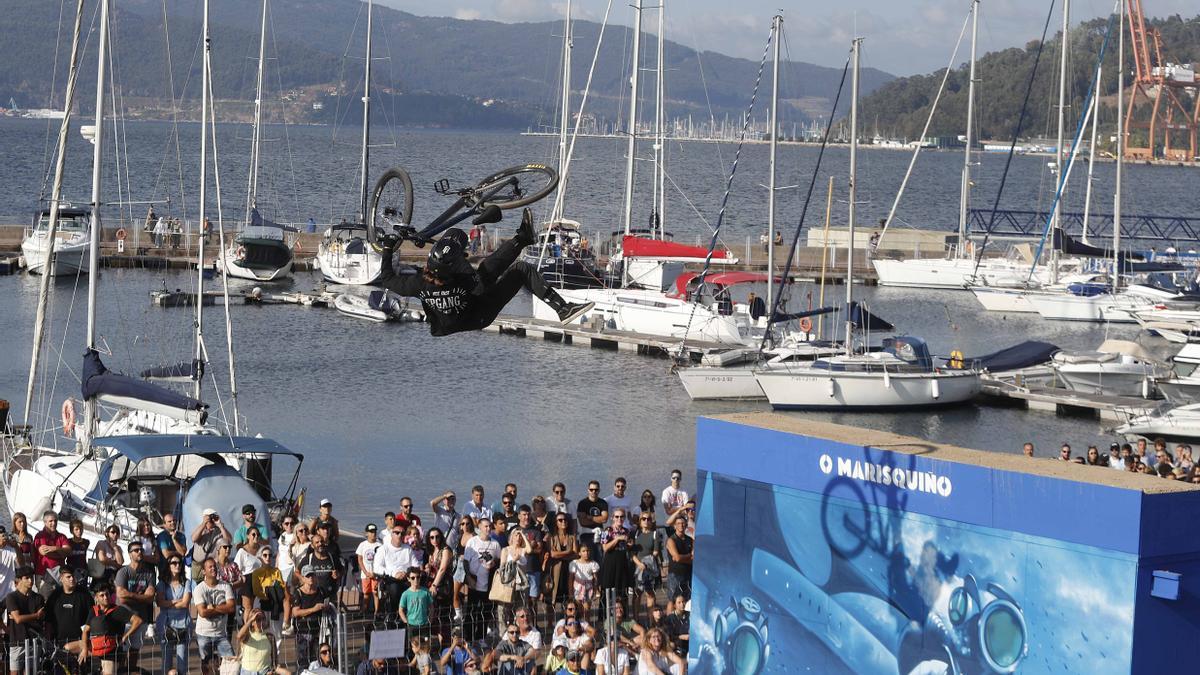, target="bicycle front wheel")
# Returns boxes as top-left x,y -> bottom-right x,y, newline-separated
472,163 -> 558,209
369,166 -> 415,243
